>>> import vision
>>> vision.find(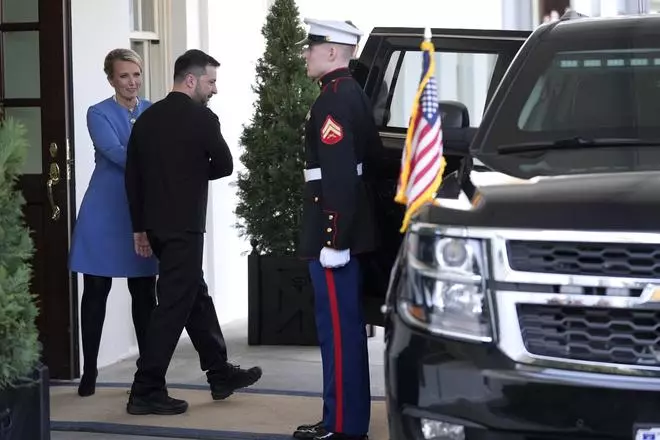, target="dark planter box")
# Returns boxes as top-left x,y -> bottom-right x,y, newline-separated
247,250 -> 377,346
248,251 -> 319,346
0,364 -> 50,440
